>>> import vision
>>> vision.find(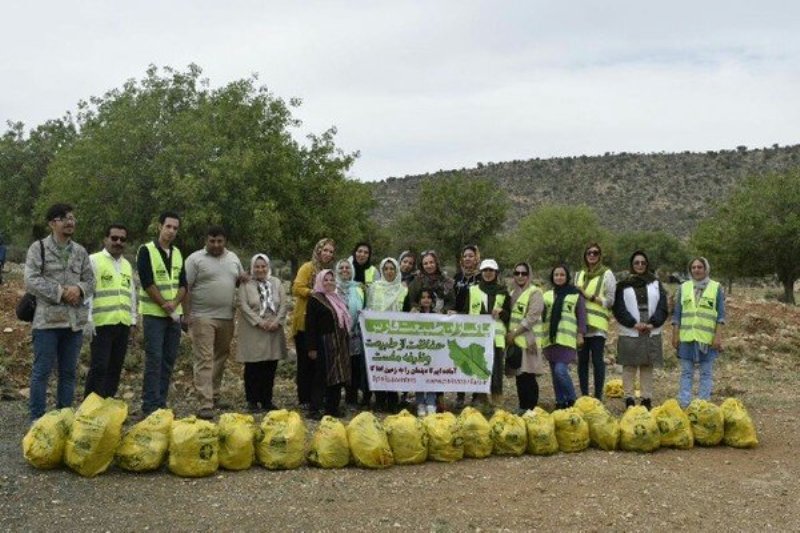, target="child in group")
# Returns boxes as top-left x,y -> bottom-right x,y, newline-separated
415,289 -> 439,417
